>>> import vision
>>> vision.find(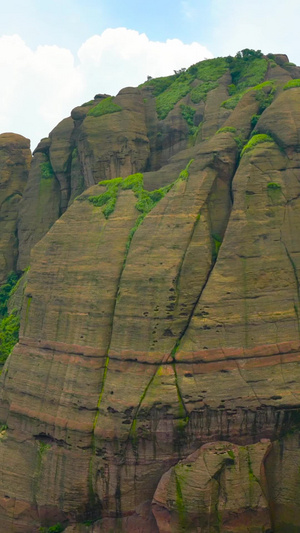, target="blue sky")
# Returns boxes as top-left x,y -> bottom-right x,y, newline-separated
0,0 -> 299,148
0,0 -> 213,52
